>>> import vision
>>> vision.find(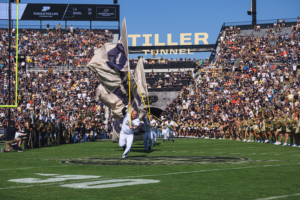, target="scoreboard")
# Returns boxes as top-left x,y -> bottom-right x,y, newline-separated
1,3 -> 119,21
63,4 -> 119,21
